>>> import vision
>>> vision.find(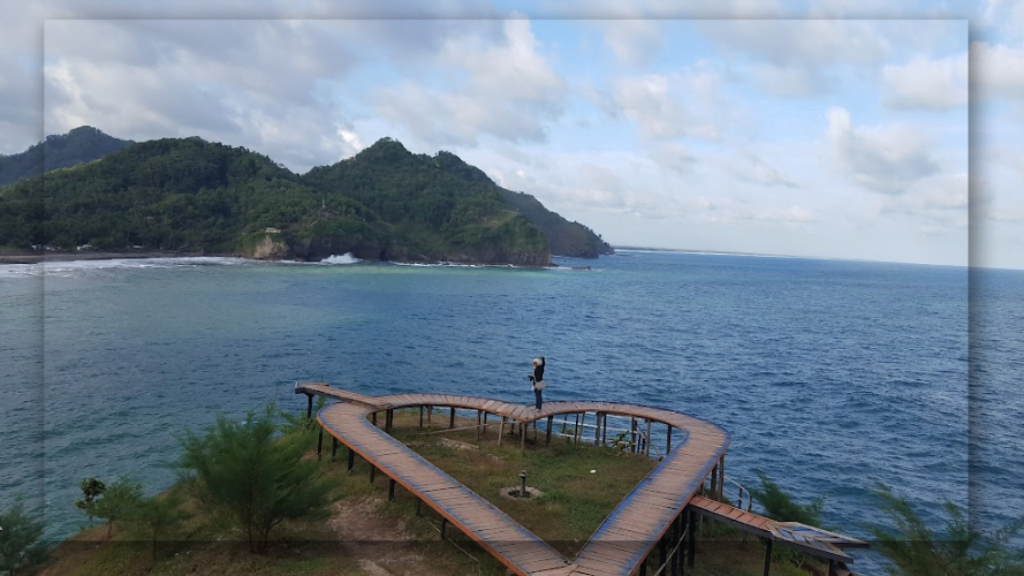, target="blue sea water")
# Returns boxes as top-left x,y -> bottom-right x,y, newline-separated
0,251 -> 1019,575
